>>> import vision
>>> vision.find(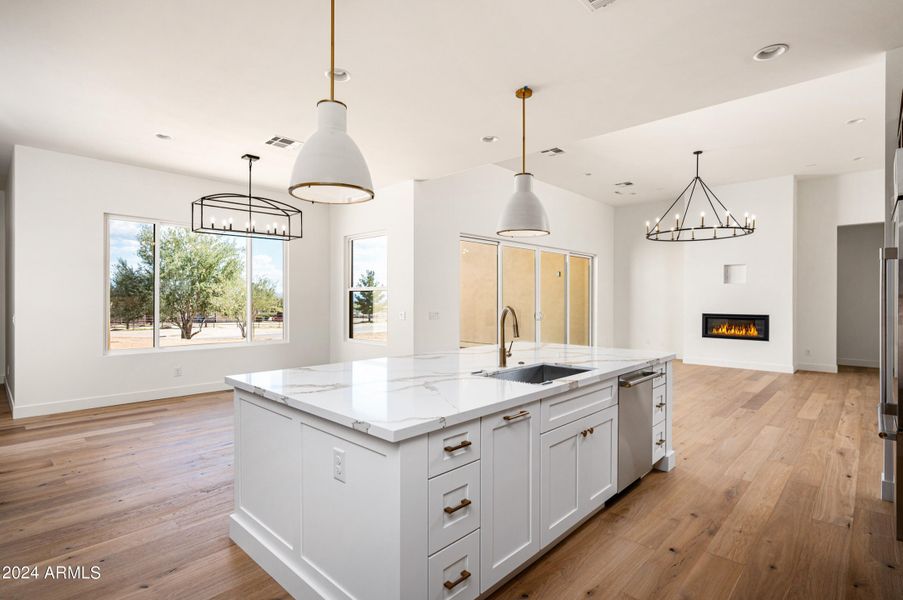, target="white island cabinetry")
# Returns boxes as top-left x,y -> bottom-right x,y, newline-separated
226,343 -> 675,599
